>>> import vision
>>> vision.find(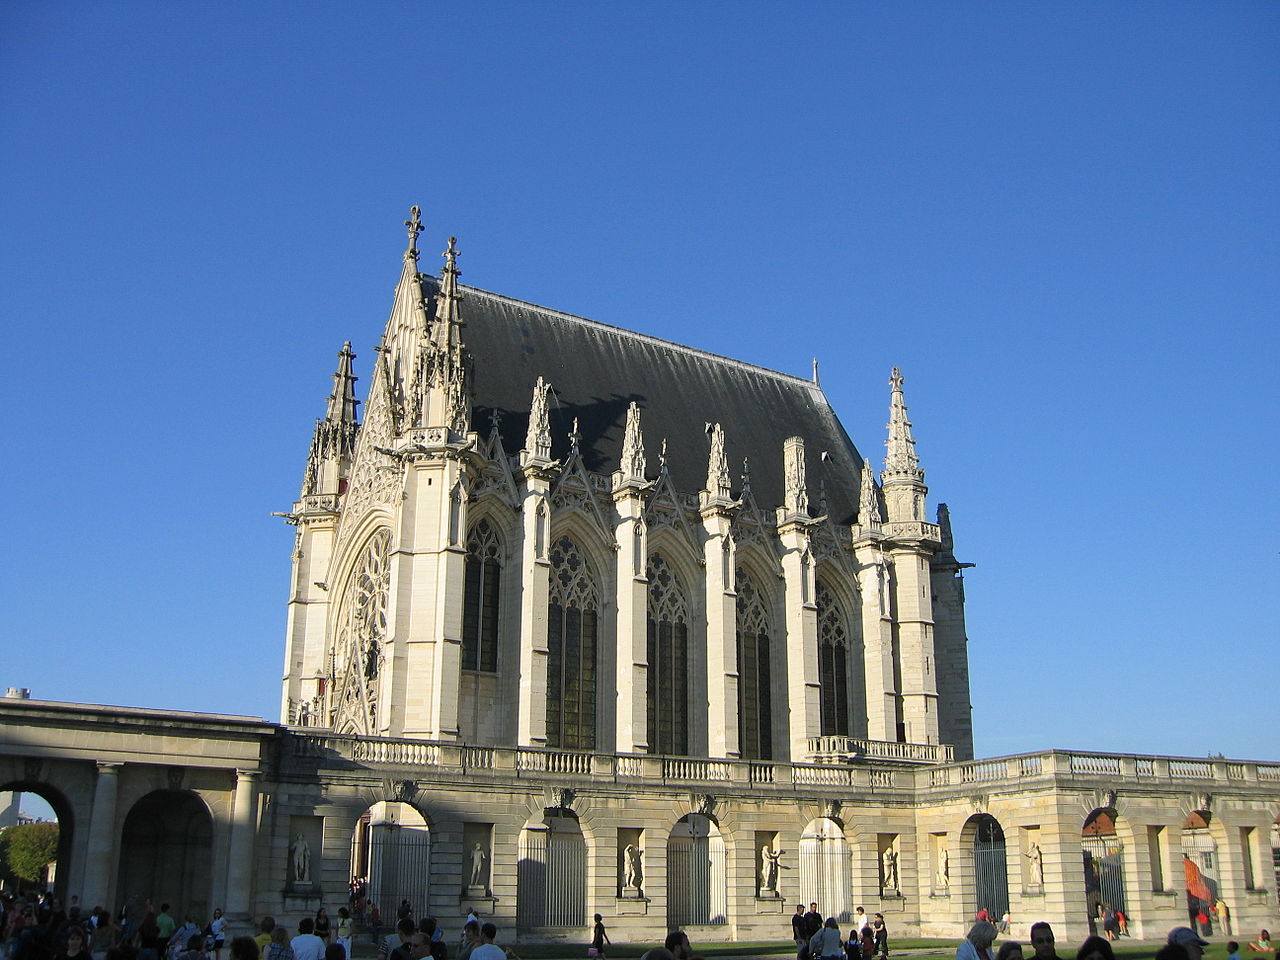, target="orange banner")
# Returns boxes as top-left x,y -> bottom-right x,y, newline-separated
1183,855 -> 1212,902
